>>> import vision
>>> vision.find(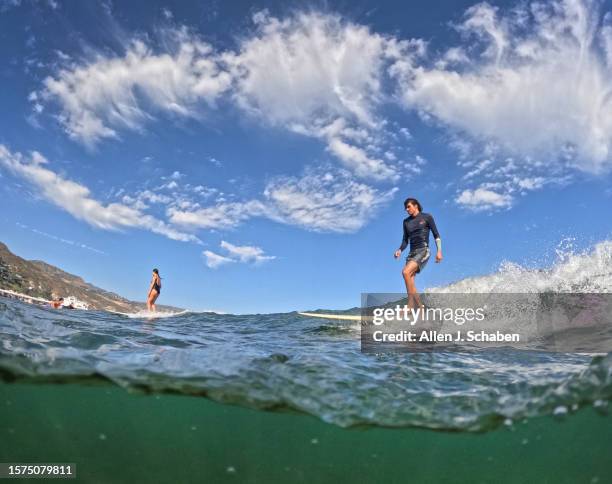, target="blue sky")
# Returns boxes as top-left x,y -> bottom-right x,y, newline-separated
0,0 -> 611,313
